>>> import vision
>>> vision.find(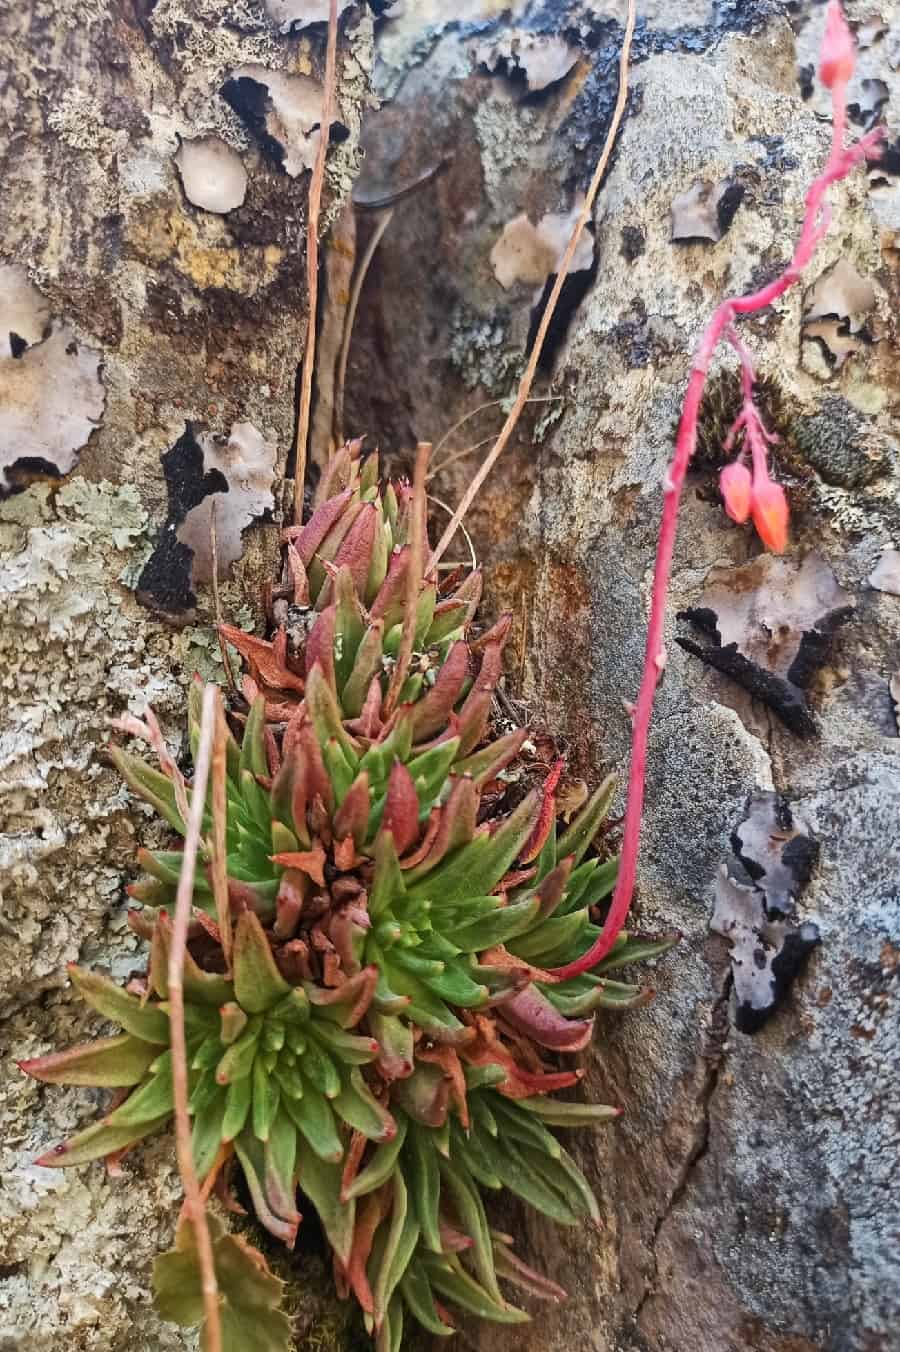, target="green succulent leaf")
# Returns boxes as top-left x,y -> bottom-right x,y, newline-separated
19,1034 -> 163,1088
68,966 -> 170,1043
233,913 -> 291,1014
